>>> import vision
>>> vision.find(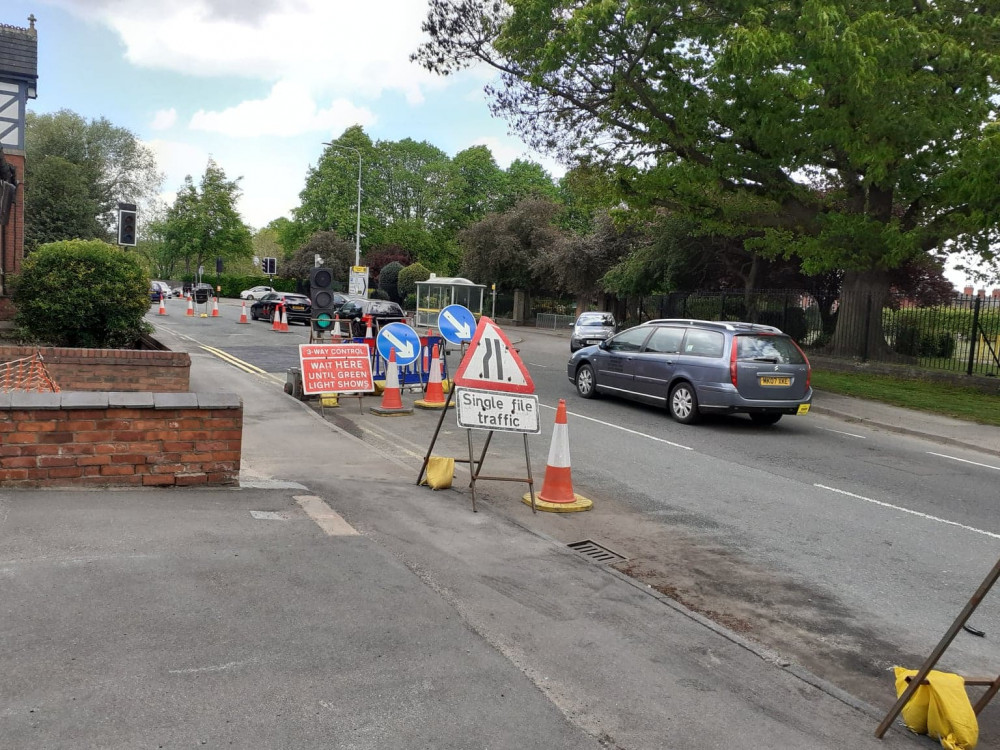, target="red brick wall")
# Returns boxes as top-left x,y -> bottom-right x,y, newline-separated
0,394 -> 242,488
0,346 -> 190,392
0,153 -> 24,321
